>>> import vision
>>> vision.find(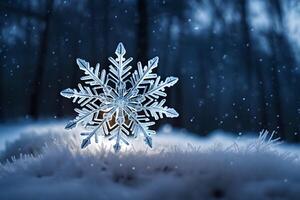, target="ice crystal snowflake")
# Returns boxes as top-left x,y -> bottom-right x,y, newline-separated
60,42 -> 179,152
